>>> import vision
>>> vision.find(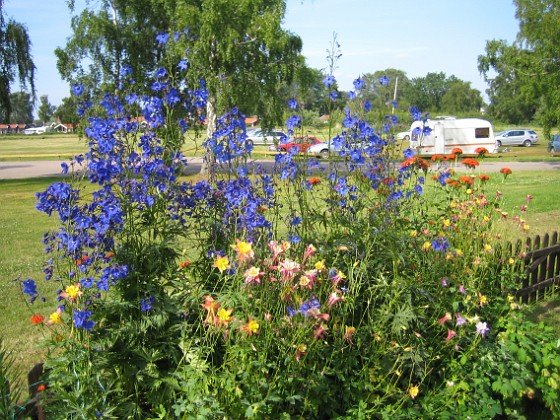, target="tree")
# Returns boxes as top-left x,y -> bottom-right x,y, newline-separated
0,91 -> 33,123
478,0 -> 560,133
405,72 -> 454,113
441,80 -> 484,114
55,96 -> 80,127
0,0 -> 35,122
38,95 -> 56,125
56,0 -> 174,96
